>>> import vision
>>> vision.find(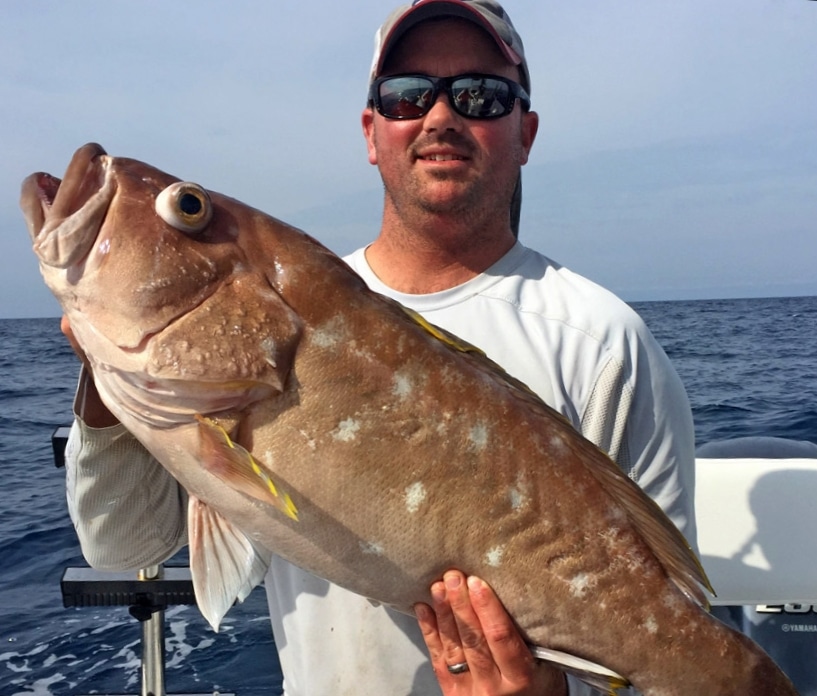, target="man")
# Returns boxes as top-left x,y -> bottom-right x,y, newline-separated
64,1 -> 696,694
